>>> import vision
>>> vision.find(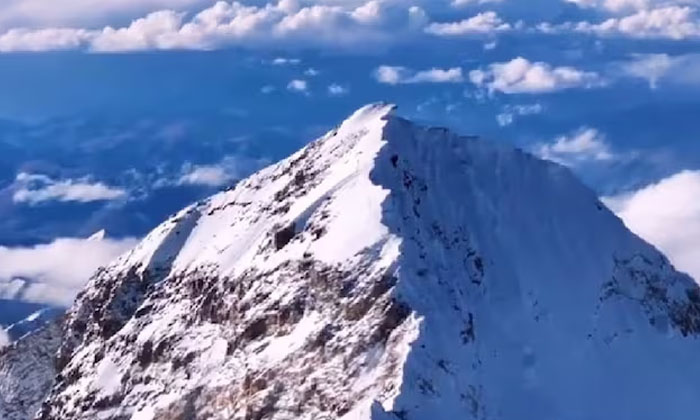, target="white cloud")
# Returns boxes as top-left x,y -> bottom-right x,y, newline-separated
174,155 -> 270,188
452,0 -> 505,7
90,9 -> 187,51
536,127 -> 616,165
425,11 -> 512,36
565,0 -> 651,12
374,66 -> 403,84
469,57 -> 603,94
620,53 -> 673,88
272,57 -> 301,65
0,0 -> 207,30
565,0 -> 700,13
410,68 -> 464,83
0,0 -> 425,52
12,173 -> 127,205
483,39 -> 498,50
277,0 -> 300,14
496,103 -> 543,126
328,83 -> 349,96
0,235 -> 138,306
287,79 -> 308,93
3,0 -> 697,51
603,170 -> 700,282
178,166 -> 232,187
0,27 -> 91,52
374,66 -> 464,84
619,53 -> 700,87
304,67 -> 320,76
584,6 -> 700,39
351,0 -> 383,24
407,5 -> 429,28
261,84 -> 276,94
545,6 -> 700,39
